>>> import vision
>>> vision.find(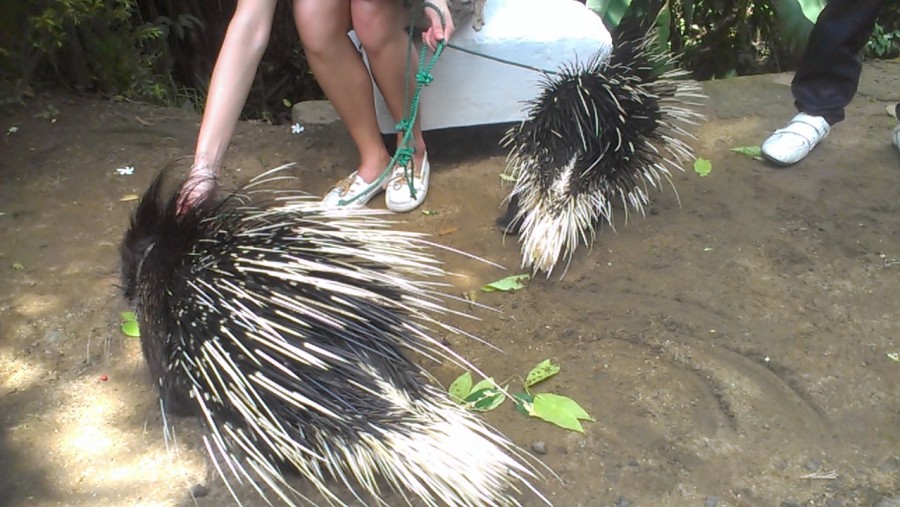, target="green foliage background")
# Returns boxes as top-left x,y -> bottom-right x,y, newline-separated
0,0 -> 321,119
0,0 -> 898,116
591,0 -> 900,79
